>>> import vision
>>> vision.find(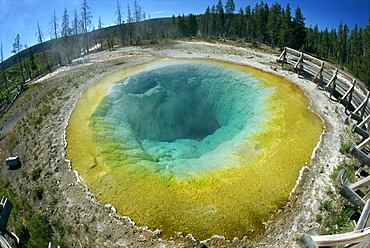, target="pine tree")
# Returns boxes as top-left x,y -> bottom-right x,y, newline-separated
225,0 -> 235,14
0,42 -> 10,101
201,7 -> 211,37
186,14 -> 198,37
50,9 -> 59,40
360,21 -> 370,84
234,7 -> 245,38
210,5 -> 217,37
254,2 -> 269,43
134,0 -> 143,43
336,21 -> 349,64
348,24 -> 362,74
244,5 -> 252,41
127,3 -> 134,45
224,0 -> 235,36
97,16 -> 104,49
116,0 -> 126,46
292,7 -> 306,49
61,8 -> 70,38
36,21 -> 52,73
177,14 -> 187,37
267,3 -> 281,48
216,0 -> 225,36
61,8 -> 75,63
50,9 -> 62,65
28,46 -> 37,72
278,4 -> 293,48
80,0 -> 93,53
12,34 -> 26,85
72,8 -> 79,36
